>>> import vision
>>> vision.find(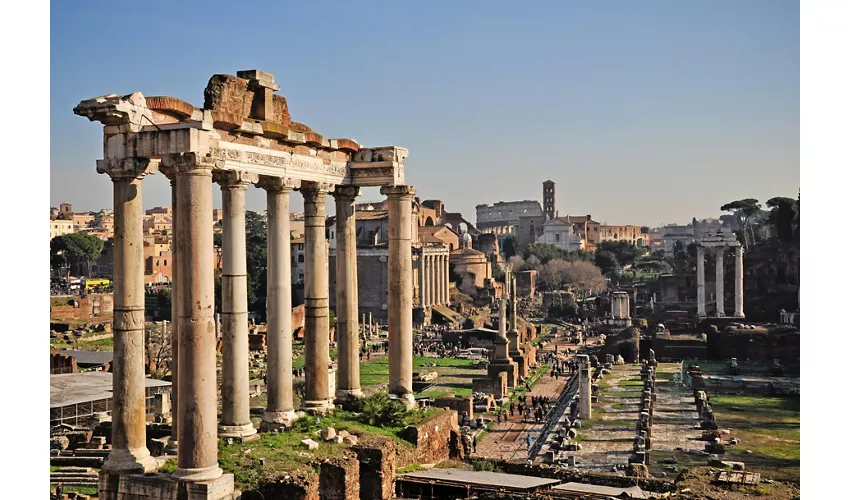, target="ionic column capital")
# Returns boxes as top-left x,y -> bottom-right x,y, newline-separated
160,152 -> 216,177
258,176 -> 299,193
380,184 -> 416,199
97,157 -> 159,180
332,185 -> 361,201
301,181 -> 335,198
214,170 -> 259,190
